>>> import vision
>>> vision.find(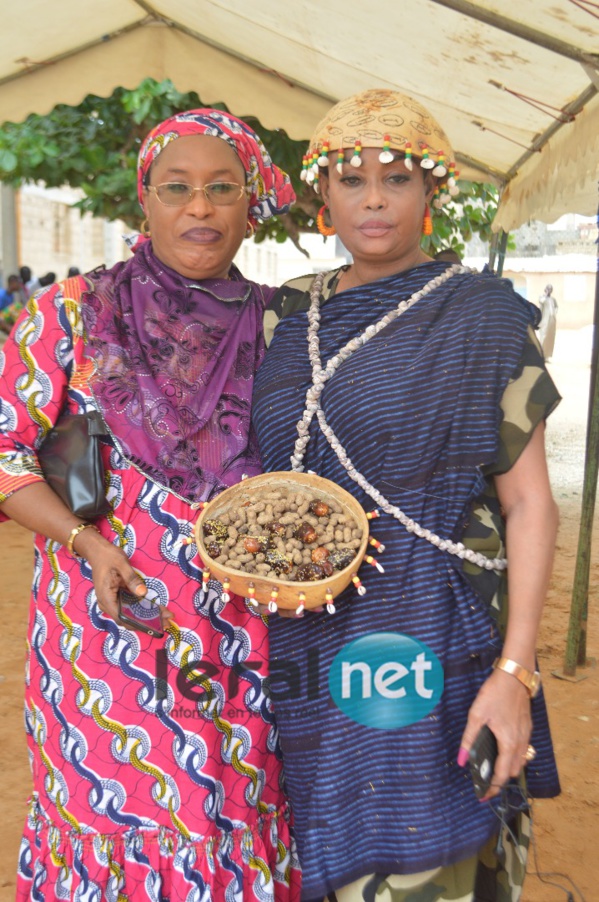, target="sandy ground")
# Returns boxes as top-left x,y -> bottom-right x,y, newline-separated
0,328 -> 597,902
